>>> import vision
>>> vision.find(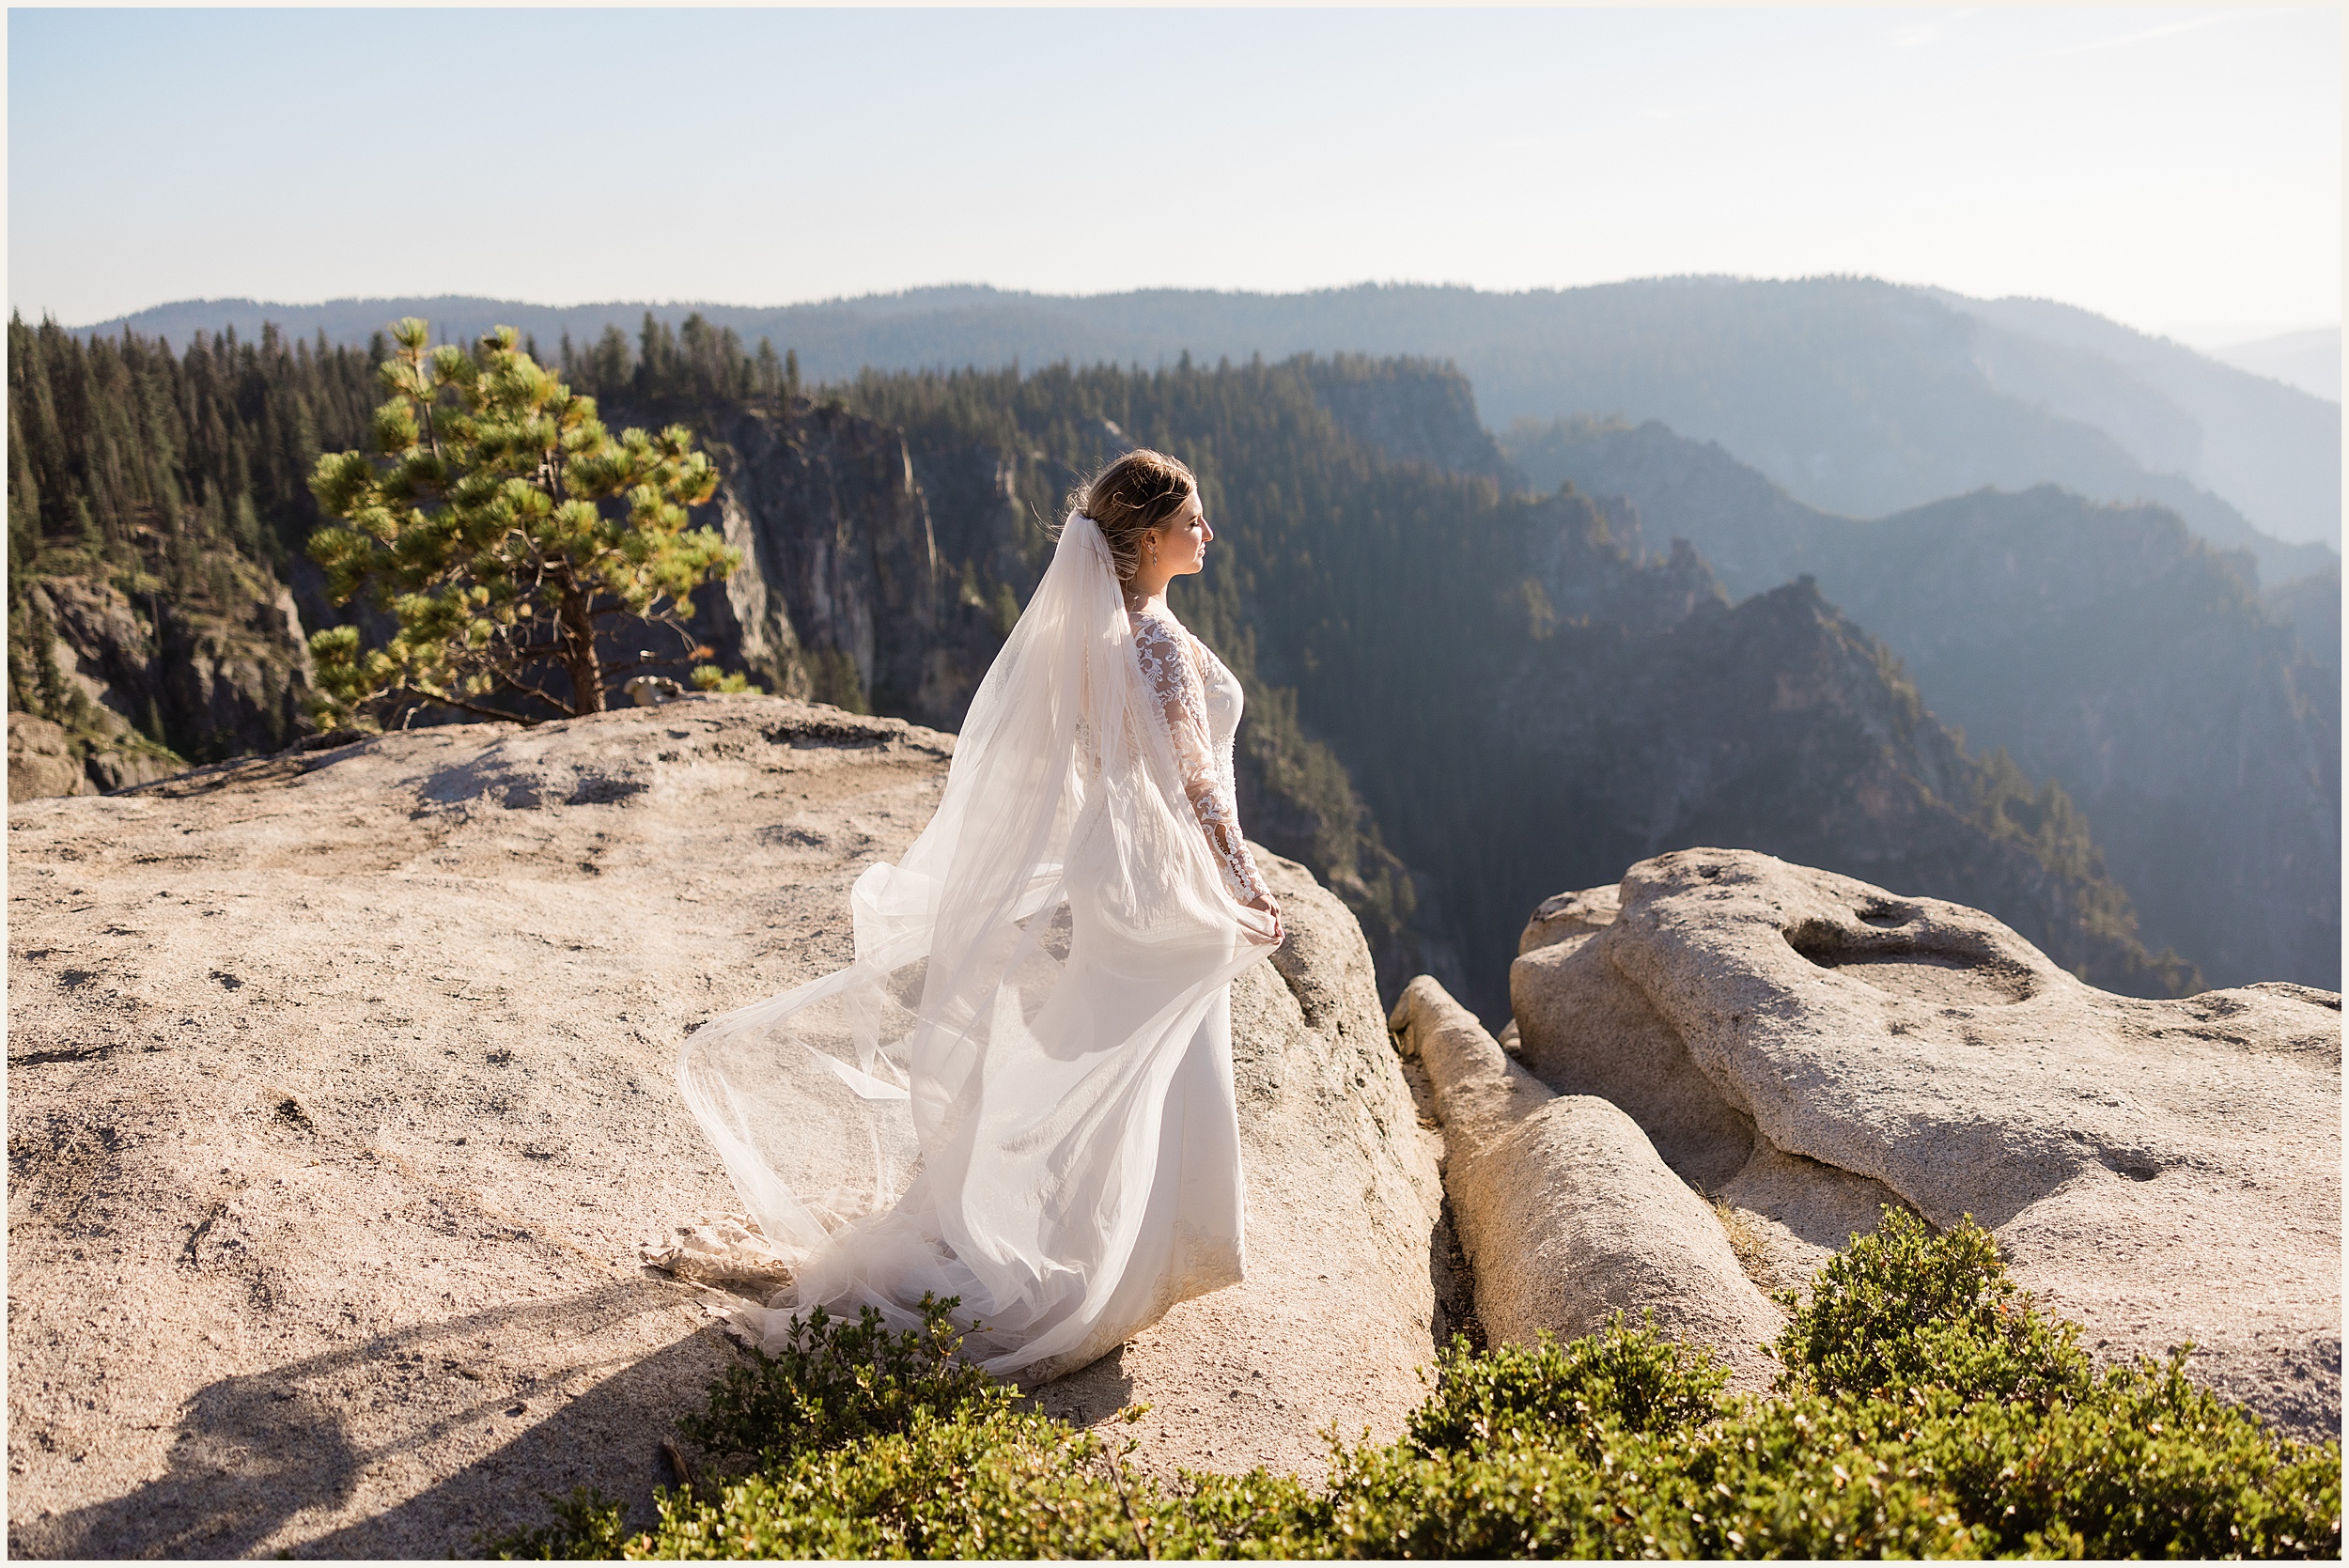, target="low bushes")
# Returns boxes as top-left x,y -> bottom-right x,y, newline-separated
492,1211 -> 2340,1560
